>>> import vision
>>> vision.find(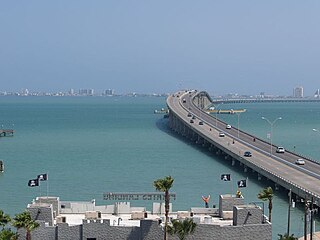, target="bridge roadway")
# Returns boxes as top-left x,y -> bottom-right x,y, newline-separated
212,98 -> 320,104
167,90 -> 320,204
